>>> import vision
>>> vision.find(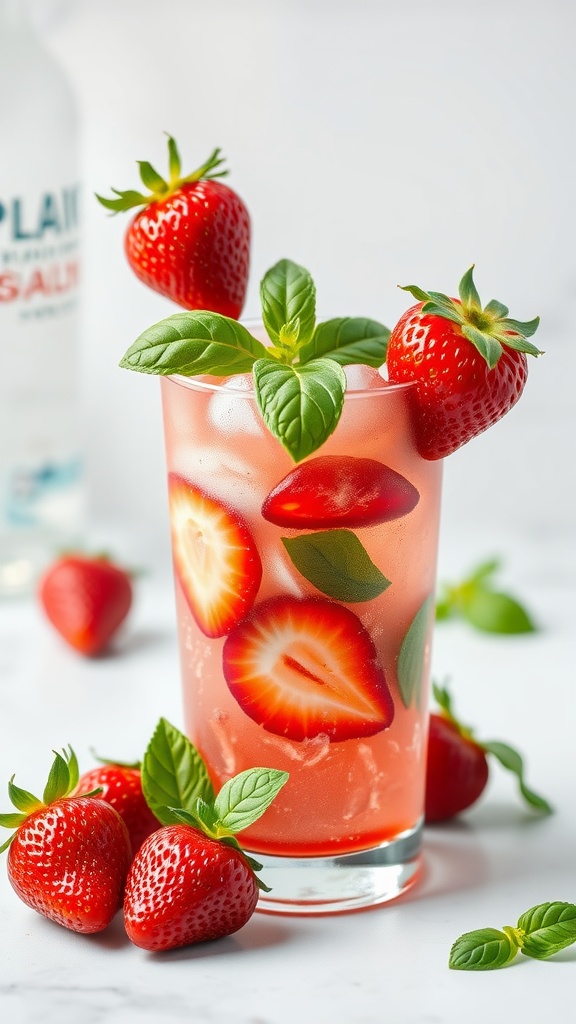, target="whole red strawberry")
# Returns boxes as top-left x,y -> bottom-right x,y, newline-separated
425,684 -> 552,823
124,825 -> 259,951
123,717 -> 289,952
97,137 -> 250,318
386,267 -> 542,459
38,554 -> 132,656
0,748 -> 132,934
75,762 -> 161,855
